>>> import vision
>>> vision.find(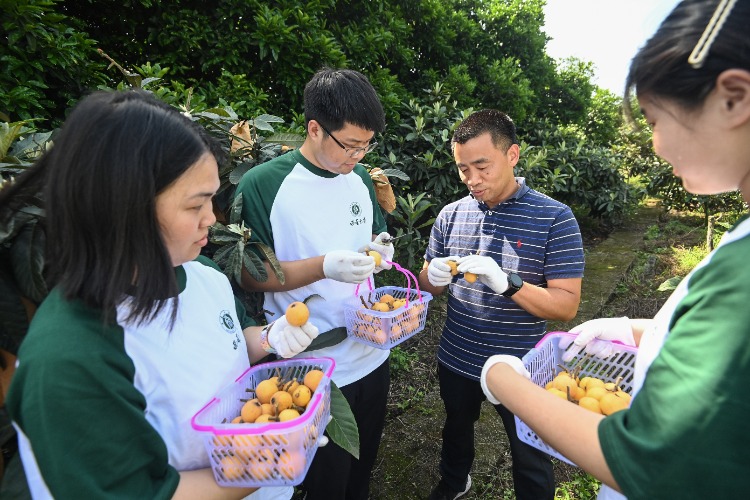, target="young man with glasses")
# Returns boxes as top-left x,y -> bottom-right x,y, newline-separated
236,67 -> 393,500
